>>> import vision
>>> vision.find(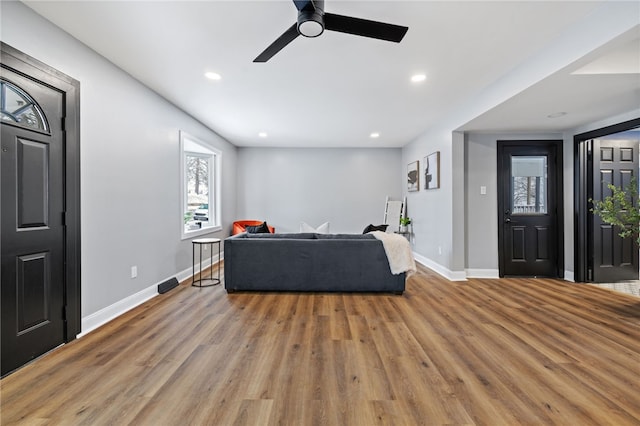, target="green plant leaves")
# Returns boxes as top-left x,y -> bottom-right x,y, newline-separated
591,177 -> 639,244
